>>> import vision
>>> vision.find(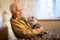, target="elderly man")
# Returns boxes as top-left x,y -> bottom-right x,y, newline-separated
10,3 -> 43,38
